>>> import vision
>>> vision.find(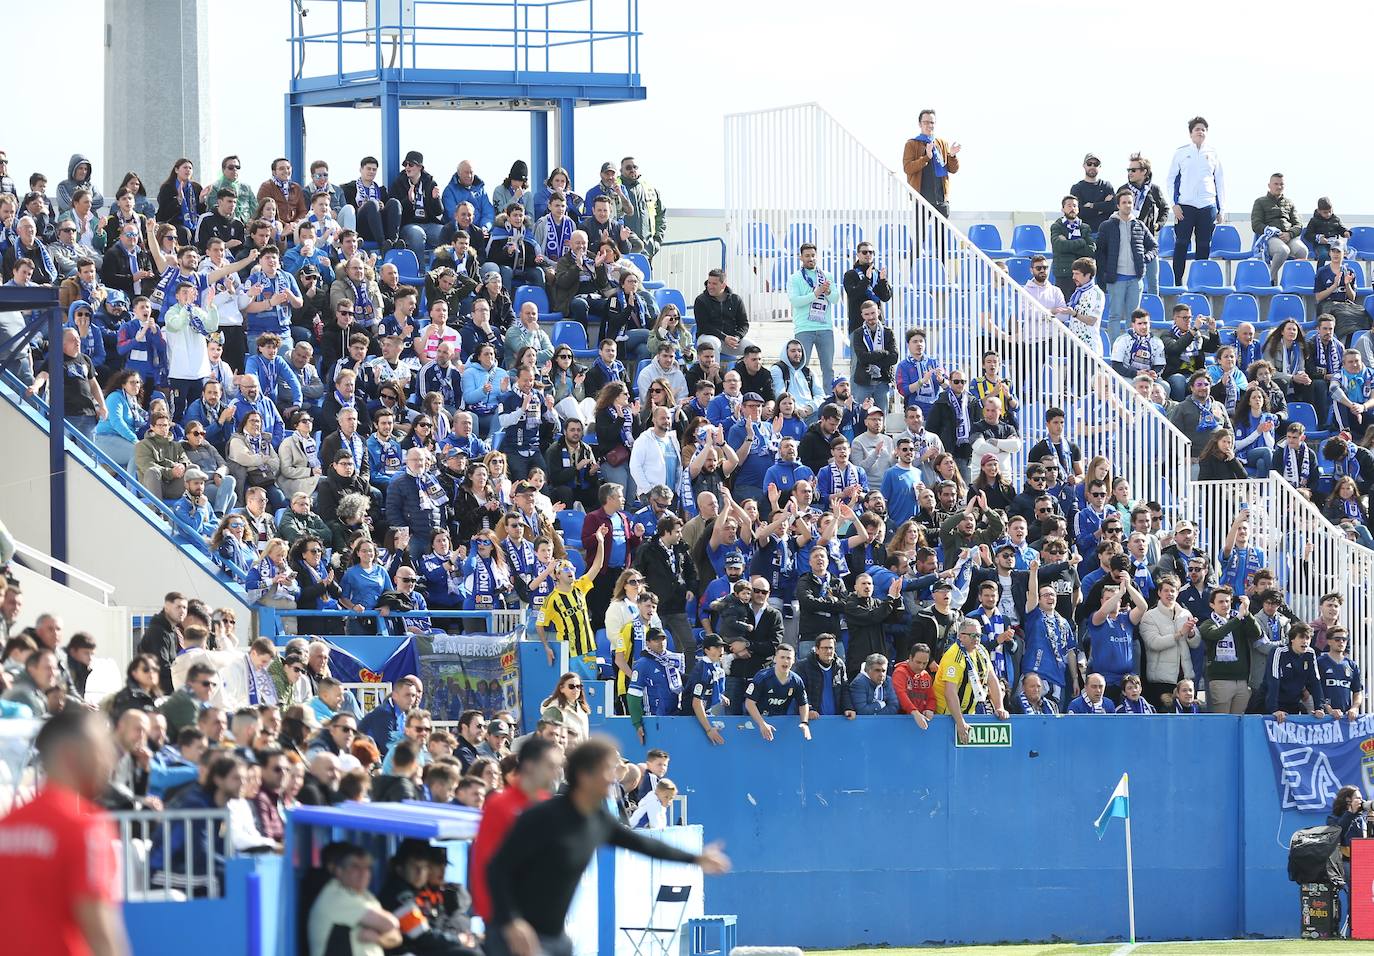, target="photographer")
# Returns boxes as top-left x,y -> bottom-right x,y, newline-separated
1160,303 -> 1219,401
